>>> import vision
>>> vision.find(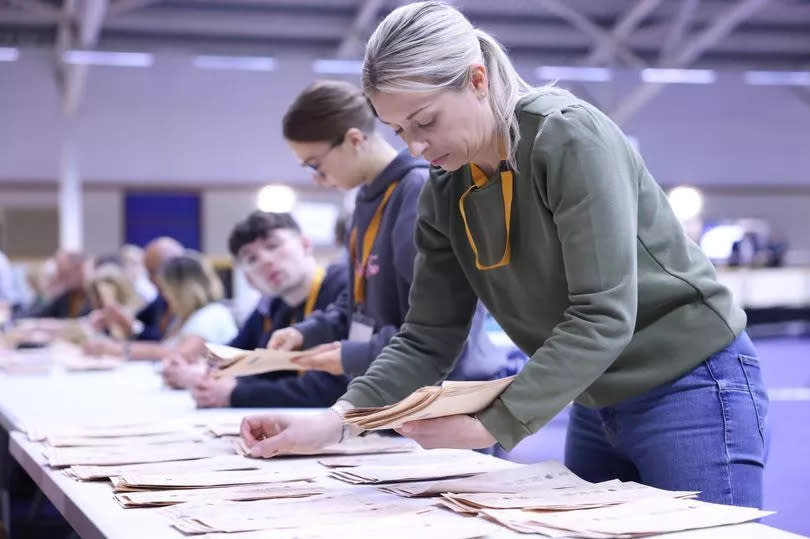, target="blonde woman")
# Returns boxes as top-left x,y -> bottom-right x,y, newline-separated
87,252 -> 237,361
241,1 -> 768,508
